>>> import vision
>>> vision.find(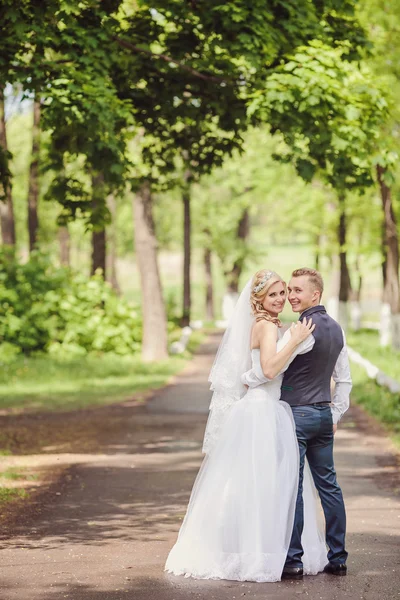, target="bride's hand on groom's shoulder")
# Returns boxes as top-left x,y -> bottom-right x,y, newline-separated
290,317 -> 316,345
